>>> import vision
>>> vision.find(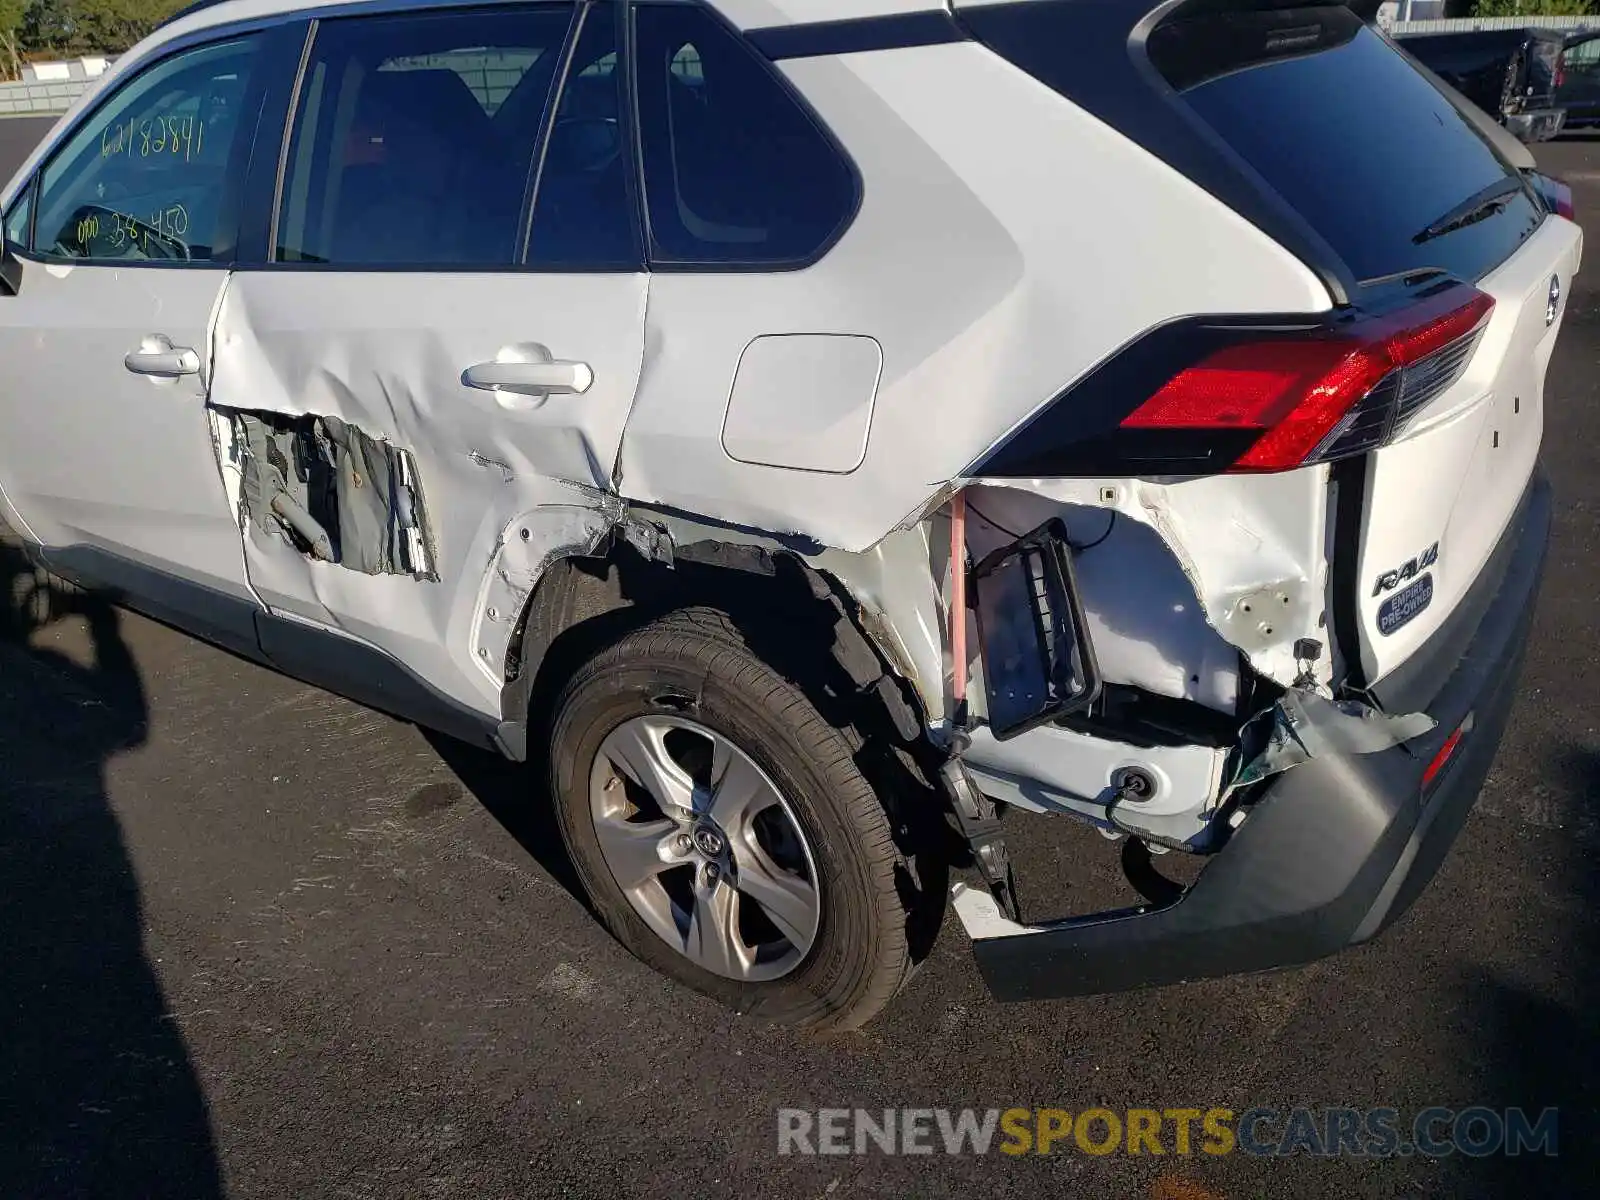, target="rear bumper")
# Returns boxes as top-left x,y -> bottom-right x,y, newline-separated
967,473 -> 1551,1001
1506,107 -> 1567,142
